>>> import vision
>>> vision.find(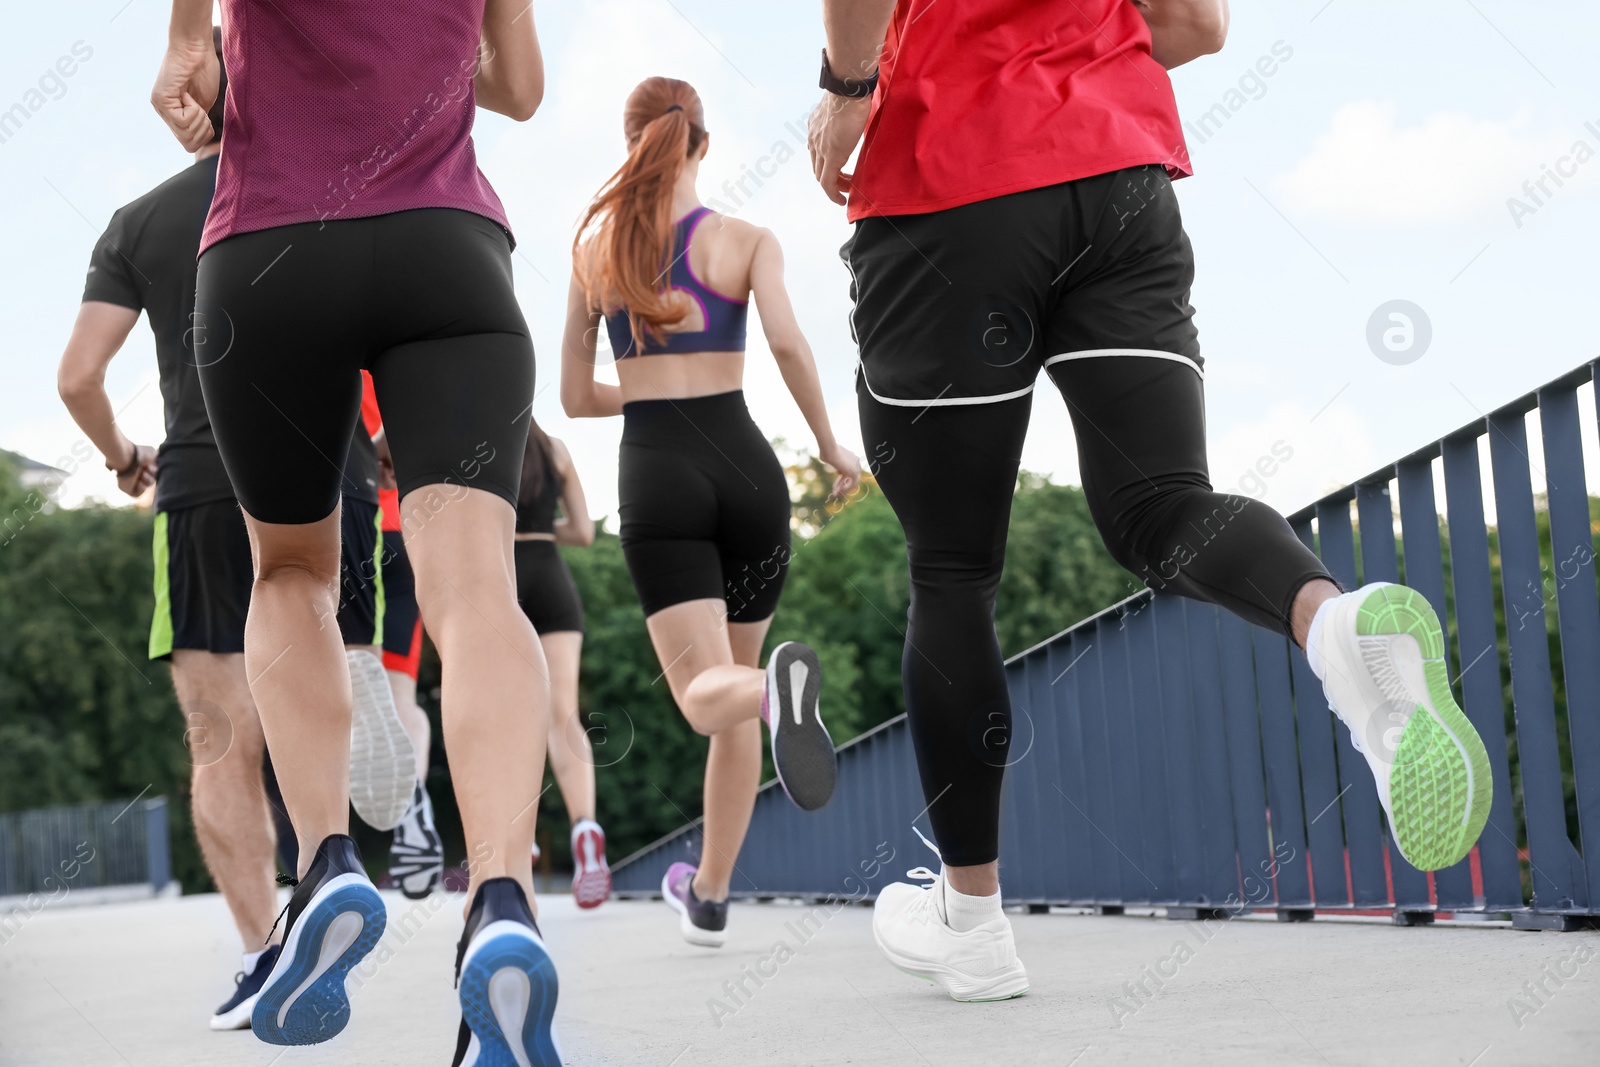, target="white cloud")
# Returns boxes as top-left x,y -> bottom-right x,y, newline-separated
1273,101 -> 1580,225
